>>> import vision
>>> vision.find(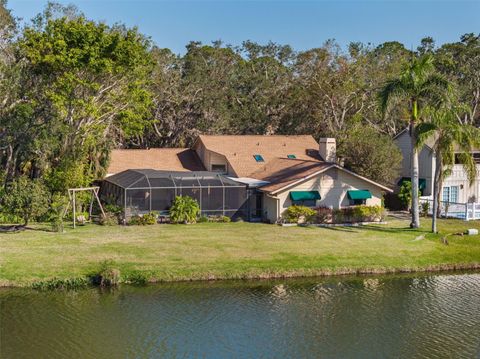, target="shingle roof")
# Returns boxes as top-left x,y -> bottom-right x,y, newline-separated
197,135 -> 322,177
251,158 -> 334,193
107,148 -> 205,175
252,158 -> 393,194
